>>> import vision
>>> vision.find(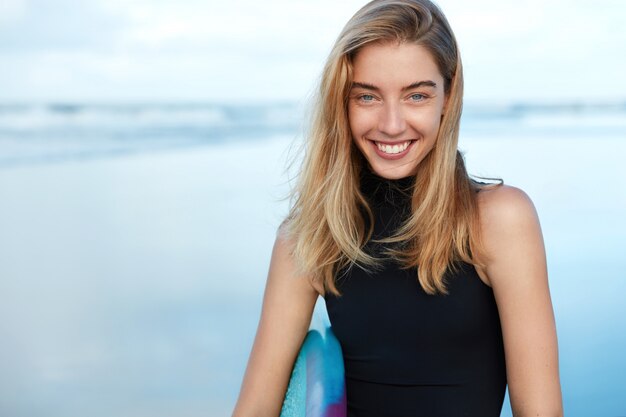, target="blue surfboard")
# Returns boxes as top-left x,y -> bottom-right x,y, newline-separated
280,307 -> 346,417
